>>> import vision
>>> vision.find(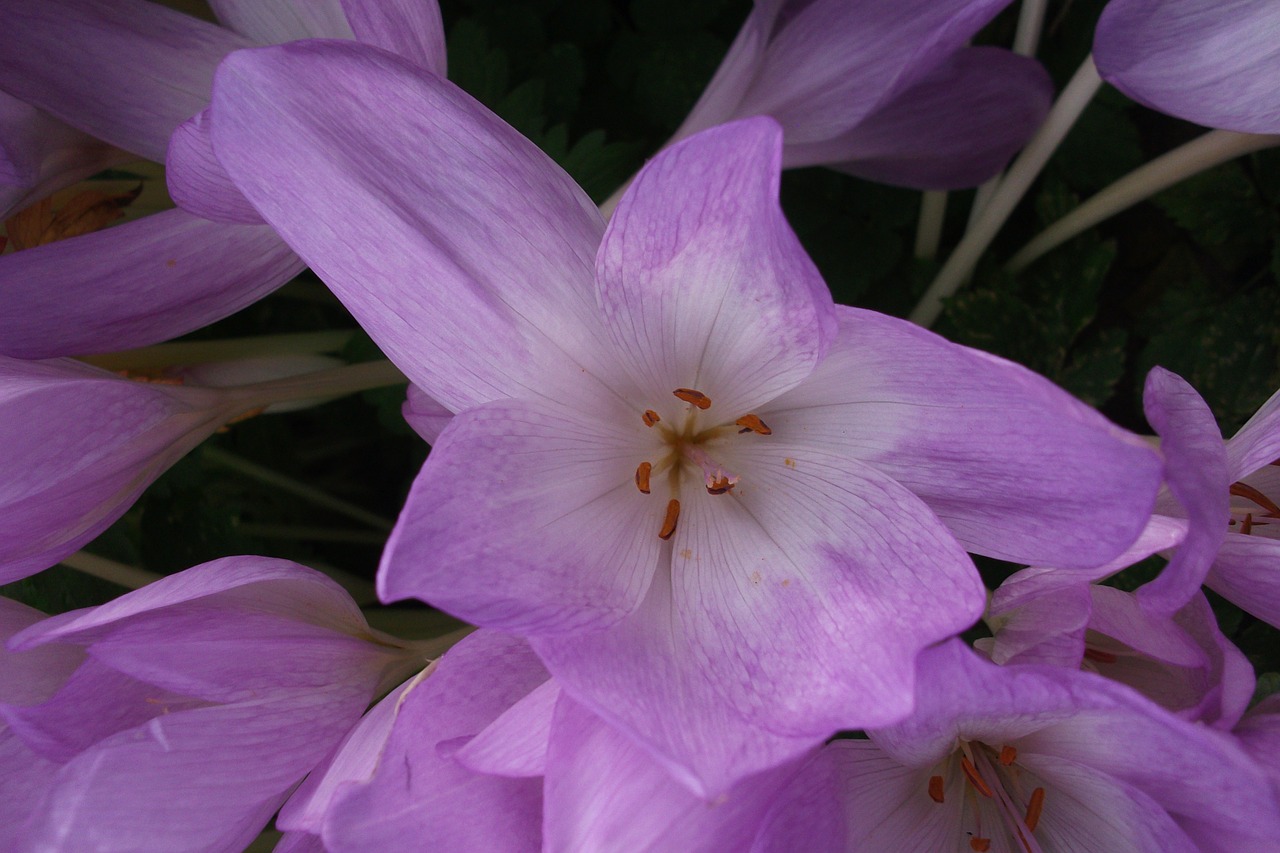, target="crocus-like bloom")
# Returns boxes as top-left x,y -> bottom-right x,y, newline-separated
0,0 -> 445,358
669,0 -> 1053,189
209,40 -> 1162,794
1094,0 -> 1280,133
2,557 -> 425,852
